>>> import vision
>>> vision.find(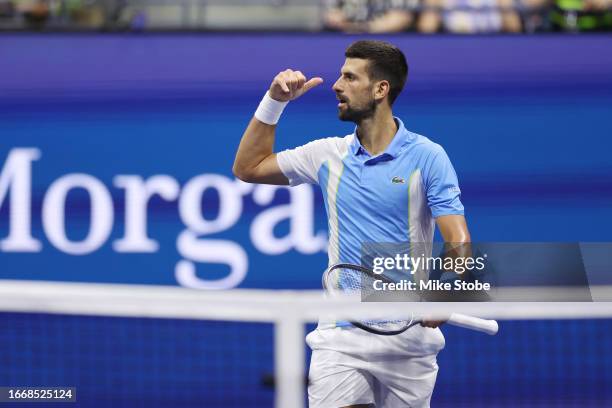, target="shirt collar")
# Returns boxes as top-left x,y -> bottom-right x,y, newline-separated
350,117 -> 411,159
